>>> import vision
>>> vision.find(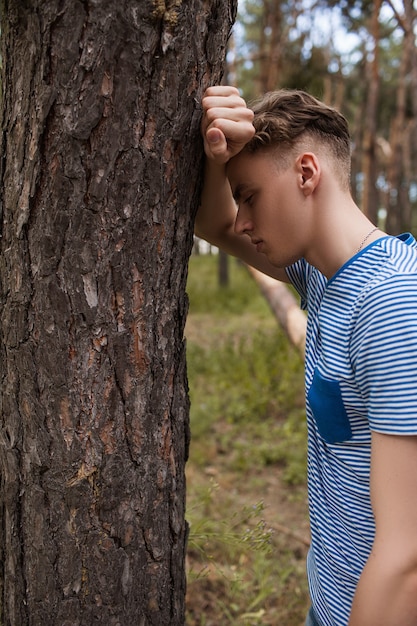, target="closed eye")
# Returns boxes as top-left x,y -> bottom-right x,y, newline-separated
233,183 -> 254,206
